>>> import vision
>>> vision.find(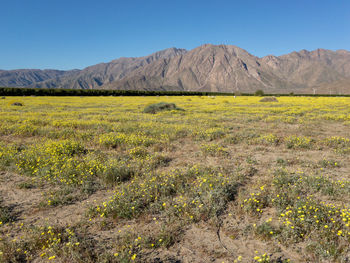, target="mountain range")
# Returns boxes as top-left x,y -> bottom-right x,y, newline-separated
1,44 -> 350,94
